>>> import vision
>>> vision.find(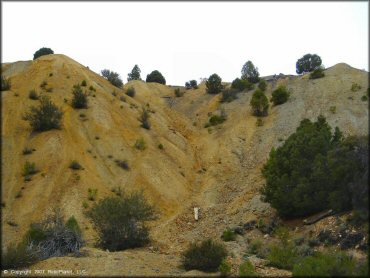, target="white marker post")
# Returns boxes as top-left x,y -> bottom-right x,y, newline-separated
194,207 -> 199,221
